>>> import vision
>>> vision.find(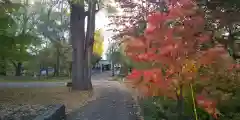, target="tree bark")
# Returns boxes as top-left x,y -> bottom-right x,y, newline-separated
53,64 -> 56,76
84,0 -> 96,88
88,1 -> 97,81
111,62 -> 115,76
69,62 -> 72,78
177,86 -> 184,120
70,3 -> 89,90
0,57 -> 6,76
38,64 -> 42,80
15,62 -> 22,76
120,63 -> 128,76
46,66 -> 49,79
55,46 -> 60,76
227,26 -> 238,60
